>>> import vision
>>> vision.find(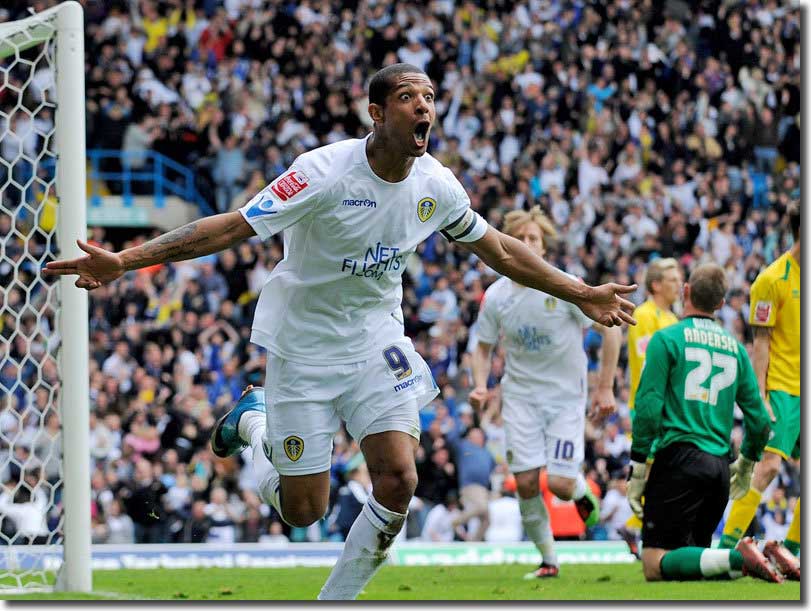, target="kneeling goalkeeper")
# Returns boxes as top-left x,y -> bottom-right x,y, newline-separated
628,263 -> 789,583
